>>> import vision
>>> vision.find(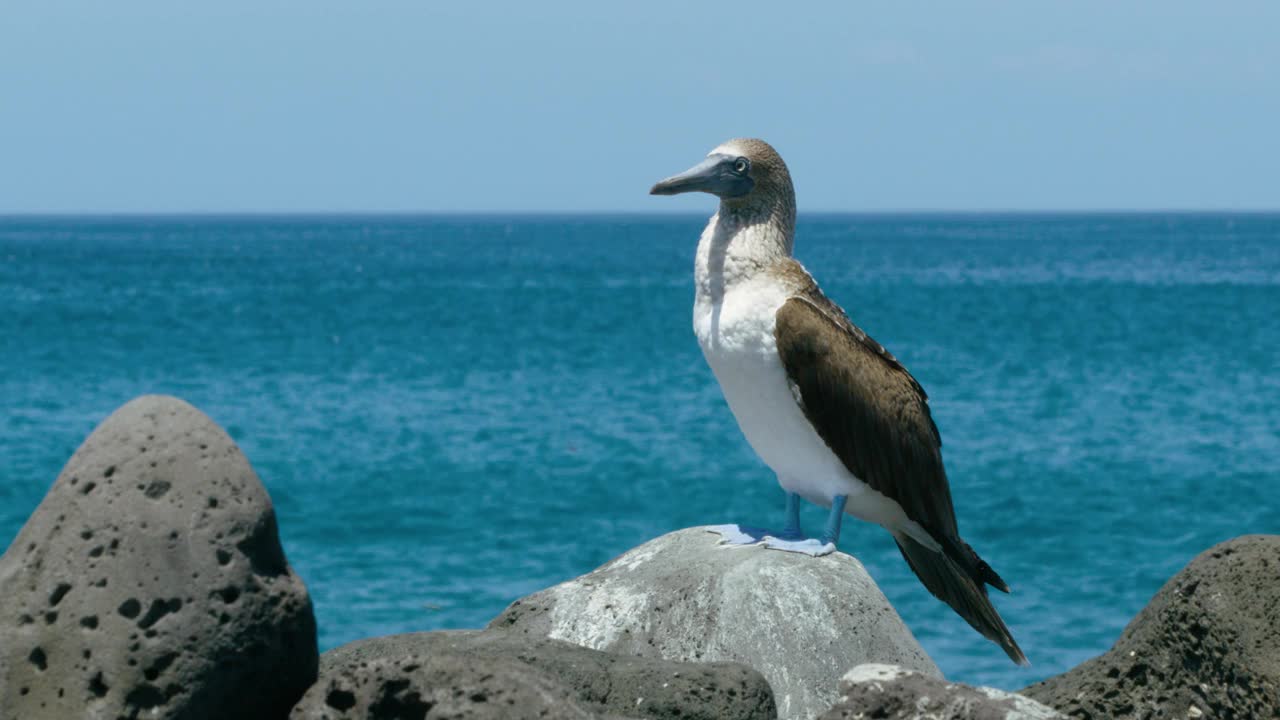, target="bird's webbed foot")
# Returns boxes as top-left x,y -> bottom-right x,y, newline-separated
705,525 -> 837,556
705,492 -> 844,557
761,535 -> 838,556
706,523 -> 772,546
